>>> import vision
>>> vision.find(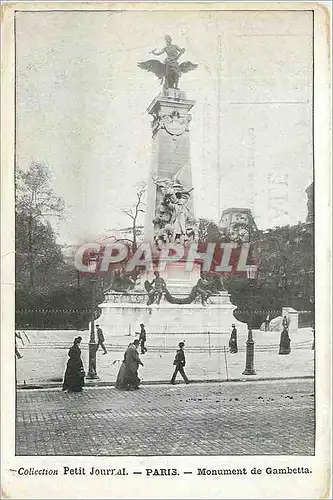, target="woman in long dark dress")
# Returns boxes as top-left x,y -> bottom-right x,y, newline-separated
62,336 -> 85,392
115,340 -> 143,390
229,325 -> 238,354
279,327 -> 291,355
